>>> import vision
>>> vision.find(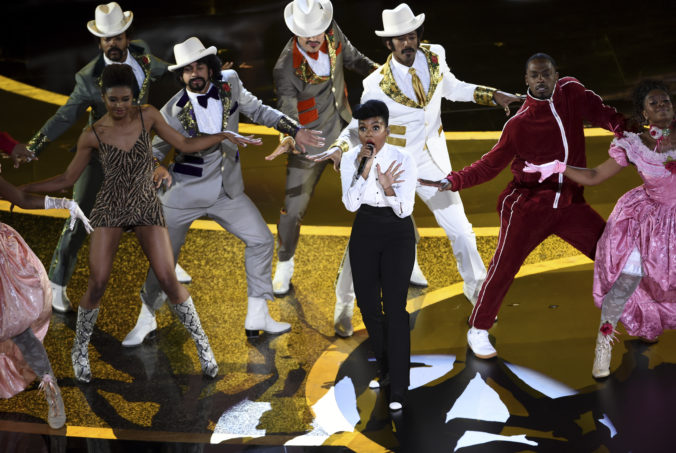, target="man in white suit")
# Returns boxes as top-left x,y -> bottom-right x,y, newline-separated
122,37 -> 323,346
326,4 -> 521,311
